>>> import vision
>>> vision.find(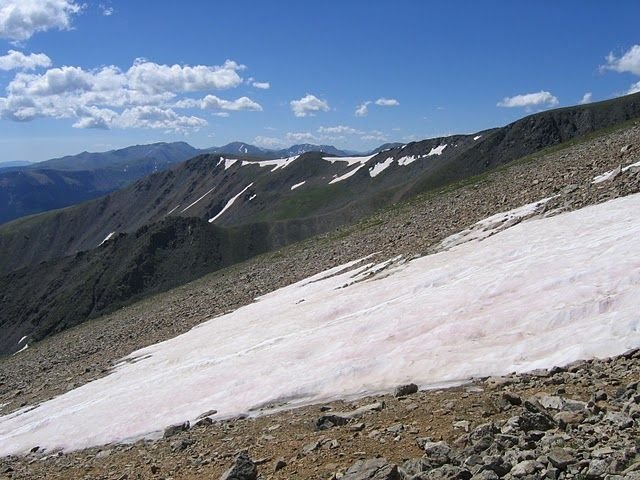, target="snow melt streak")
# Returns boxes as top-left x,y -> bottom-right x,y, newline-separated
2,194 -> 640,455
208,184 -> 253,223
